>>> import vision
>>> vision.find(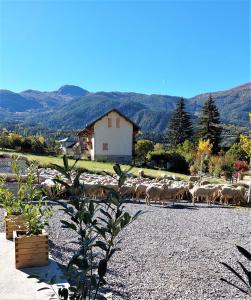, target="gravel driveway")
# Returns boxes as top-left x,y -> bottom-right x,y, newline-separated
1,203 -> 250,299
